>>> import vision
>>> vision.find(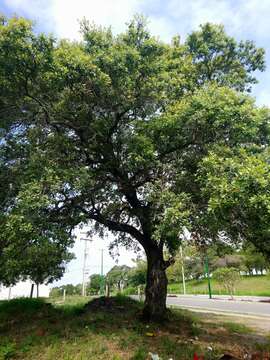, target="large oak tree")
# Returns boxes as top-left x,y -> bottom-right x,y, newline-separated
0,14 -> 269,319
